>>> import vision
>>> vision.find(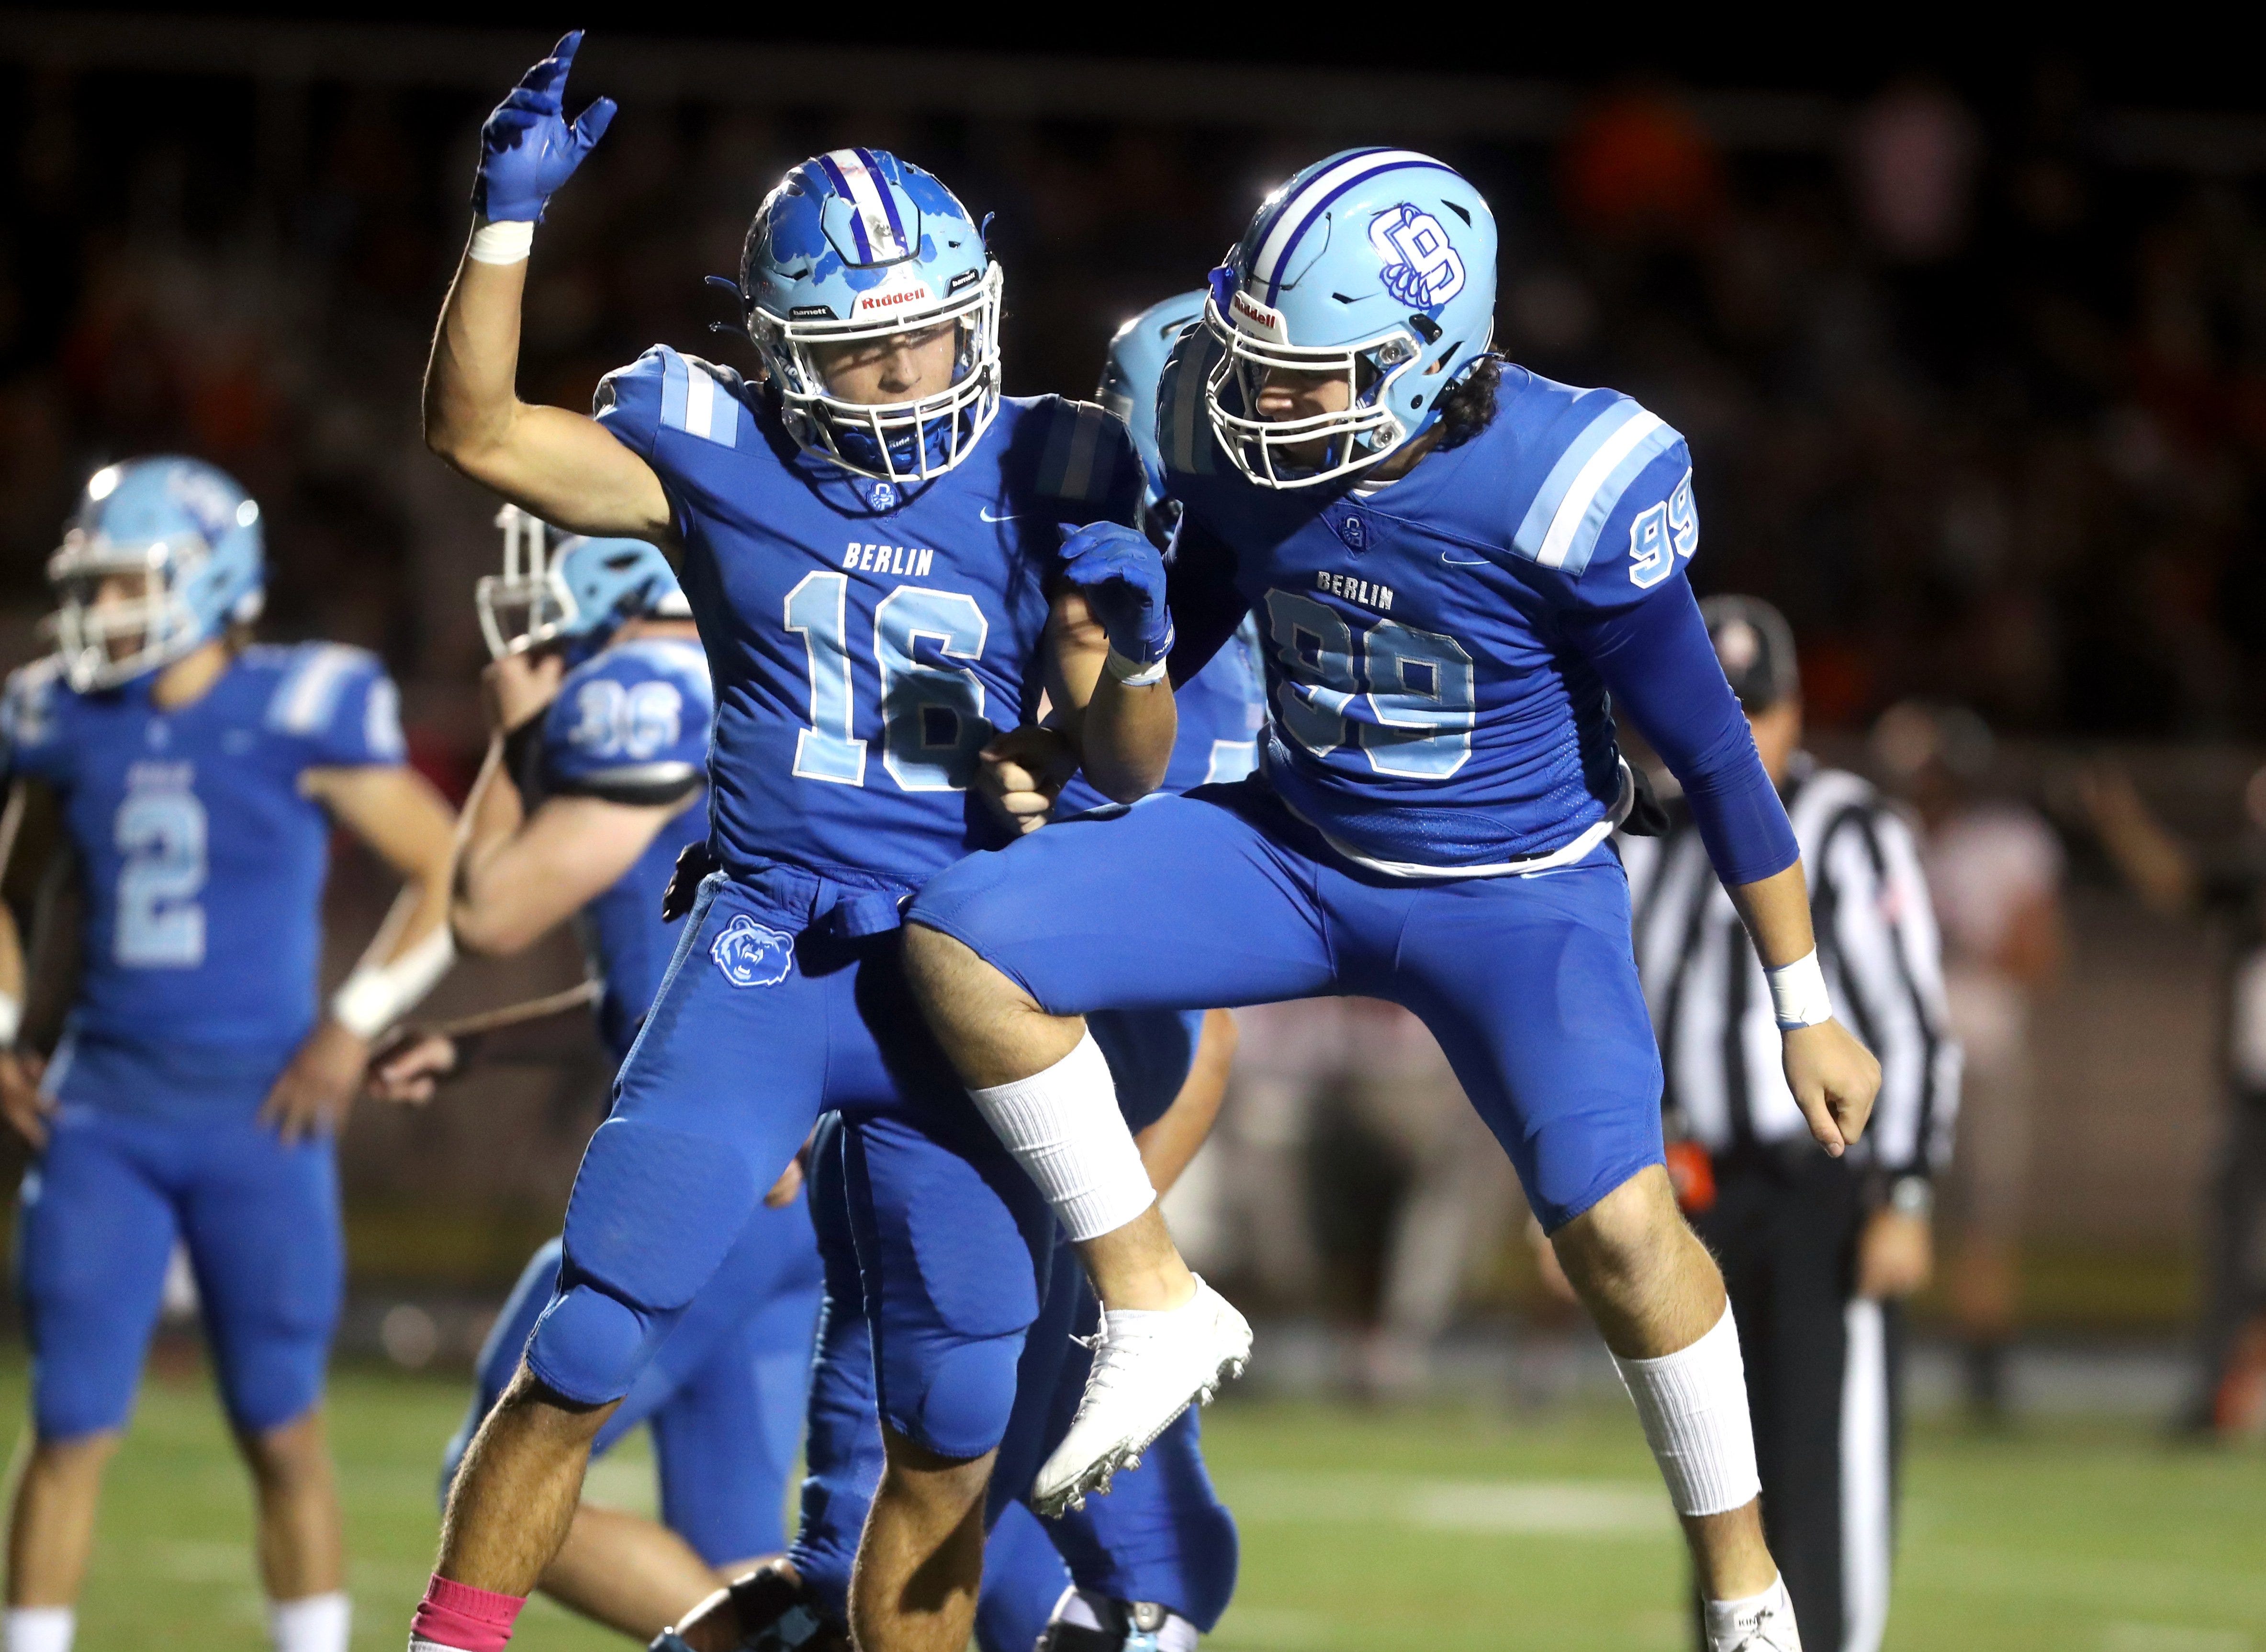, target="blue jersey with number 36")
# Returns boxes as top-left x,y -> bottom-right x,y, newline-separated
1159,332 -> 1707,876
594,346 -> 1141,889
0,644 -> 406,1051
537,635 -> 713,1060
